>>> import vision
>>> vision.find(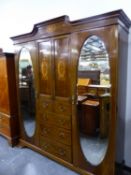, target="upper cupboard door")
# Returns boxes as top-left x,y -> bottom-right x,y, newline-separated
54,36 -> 71,98
39,41 -> 53,96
